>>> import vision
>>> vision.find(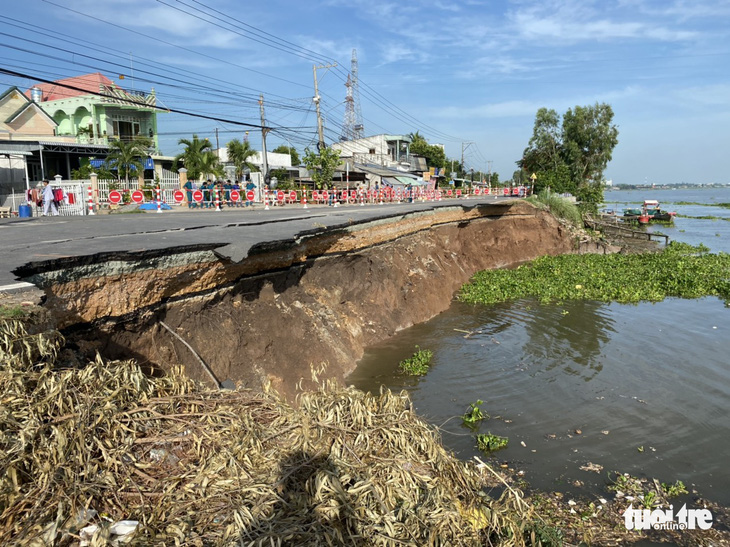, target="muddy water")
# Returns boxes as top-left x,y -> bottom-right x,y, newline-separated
348,188 -> 730,506
348,297 -> 730,505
